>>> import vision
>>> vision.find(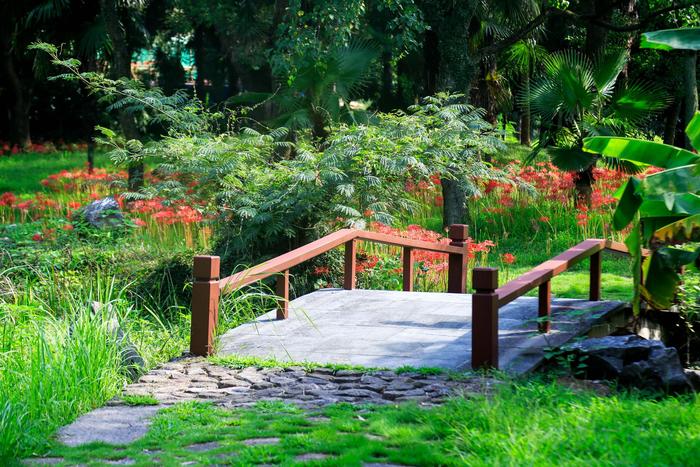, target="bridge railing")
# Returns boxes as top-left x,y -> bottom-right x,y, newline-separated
470,239 -> 643,369
190,228 -> 641,369
190,224 -> 471,356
